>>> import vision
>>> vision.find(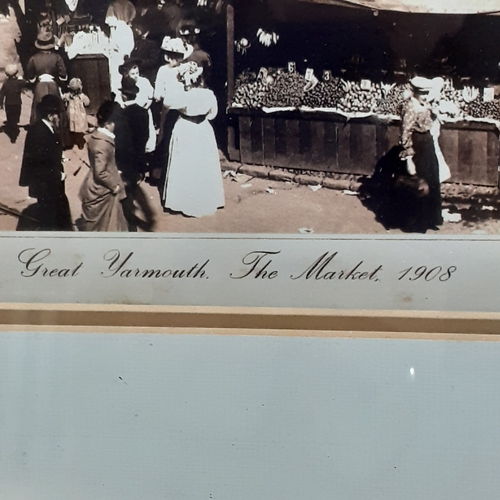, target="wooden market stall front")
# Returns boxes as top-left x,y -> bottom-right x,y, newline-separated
226,0 -> 500,186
